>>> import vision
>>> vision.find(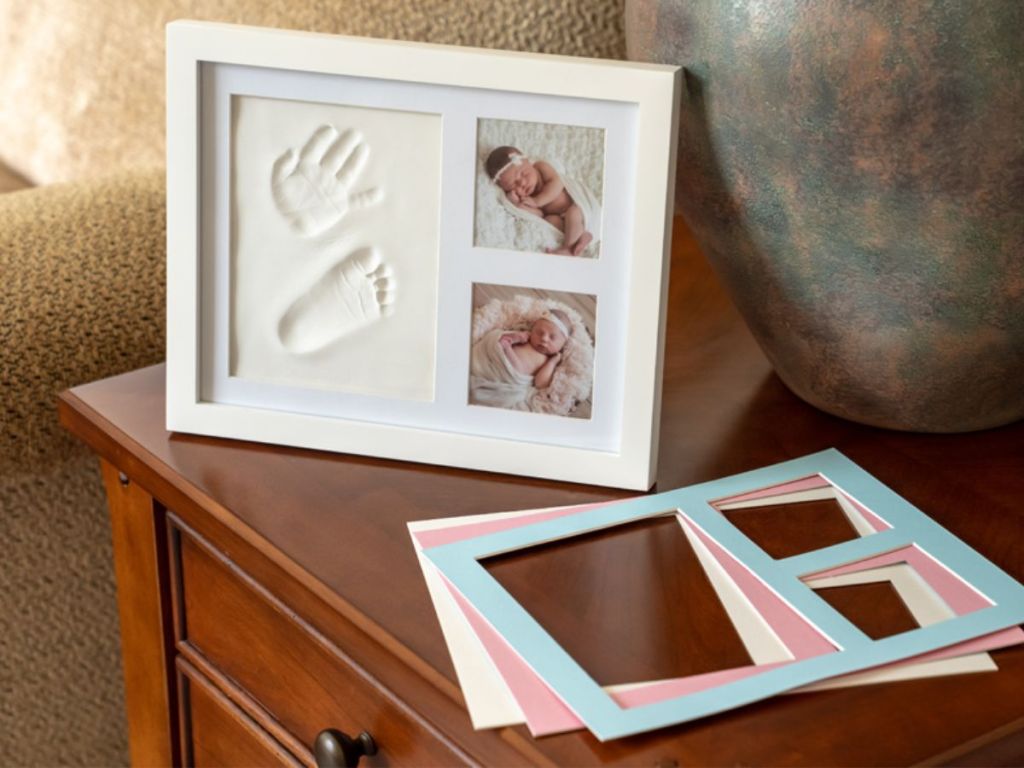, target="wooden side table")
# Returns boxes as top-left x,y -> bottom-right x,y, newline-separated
60,221 -> 1024,766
